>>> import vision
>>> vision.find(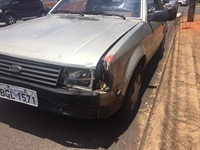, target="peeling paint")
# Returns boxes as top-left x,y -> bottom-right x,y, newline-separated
104,54 -> 116,66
